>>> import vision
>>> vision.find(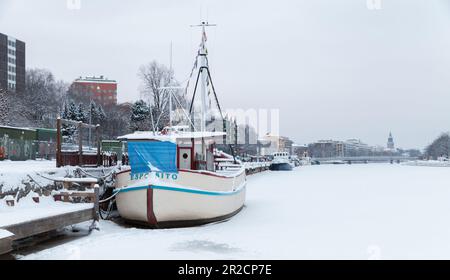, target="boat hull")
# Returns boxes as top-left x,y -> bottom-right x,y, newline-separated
269,162 -> 293,171
114,169 -> 246,228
